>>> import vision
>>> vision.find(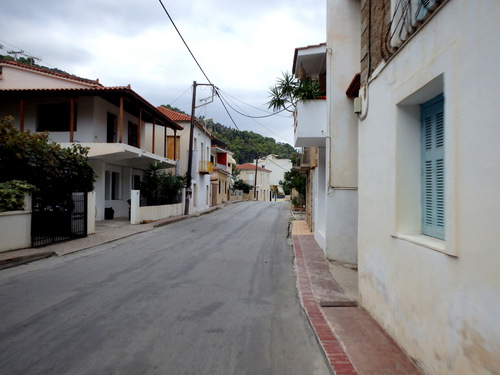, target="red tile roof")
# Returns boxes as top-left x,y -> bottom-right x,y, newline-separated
157,106 -> 210,134
0,86 -> 183,130
236,163 -> 272,172
0,60 -> 102,86
157,106 -> 192,121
